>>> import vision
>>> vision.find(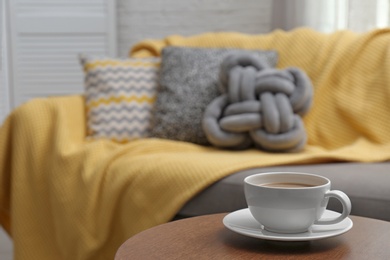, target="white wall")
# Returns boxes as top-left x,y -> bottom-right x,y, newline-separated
117,0 -> 389,58
117,0 -> 273,57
